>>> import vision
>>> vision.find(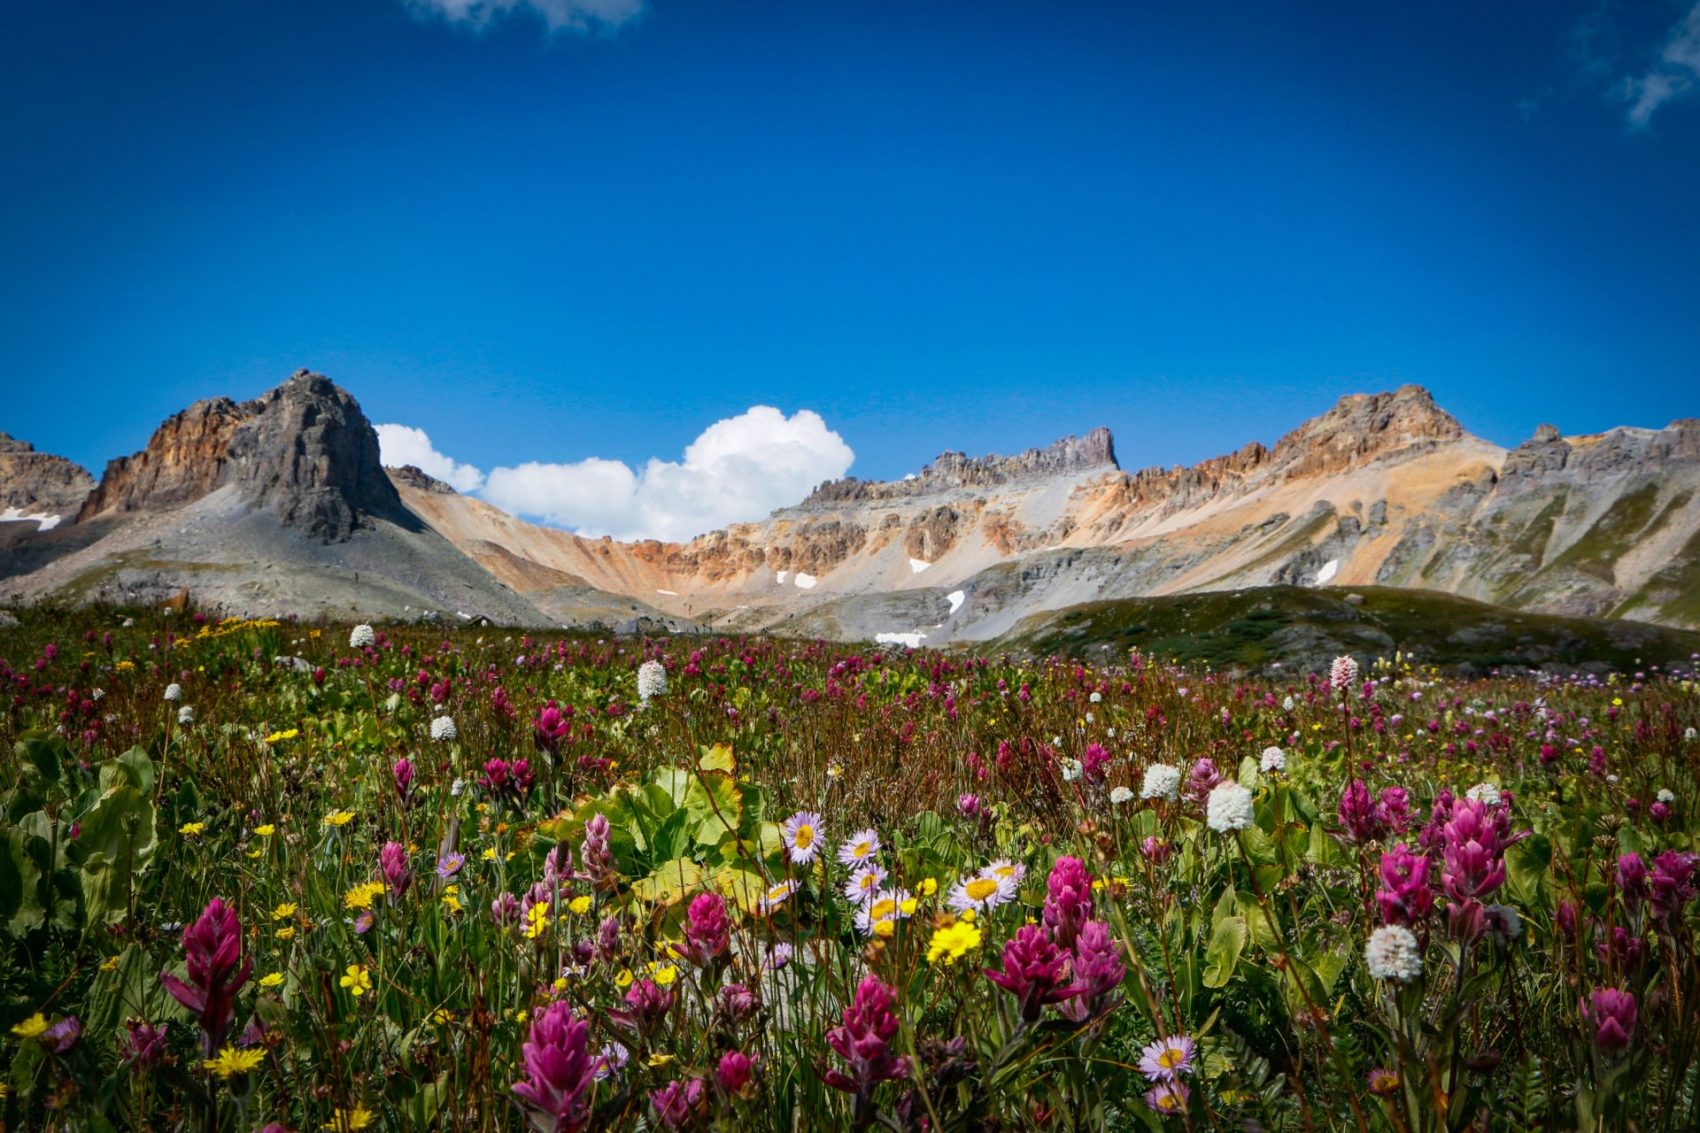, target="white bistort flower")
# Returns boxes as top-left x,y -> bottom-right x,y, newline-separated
163,683 -> 182,702
1260,746 -> 1286,773
1206,782 -> 1255,833
349,624 -> 376,649
177,706 -> 195,725
636,660 -> 668,703
1110,786 -> 1135,805
1141,764 -> 1182,802
1330,655 -> 1359,690
430,716 -> 457,743
1282,695 -> 1296,712
1059,758 -> 1083,783
1365,925 -> 1423,983
1657,788 -> 1676,804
